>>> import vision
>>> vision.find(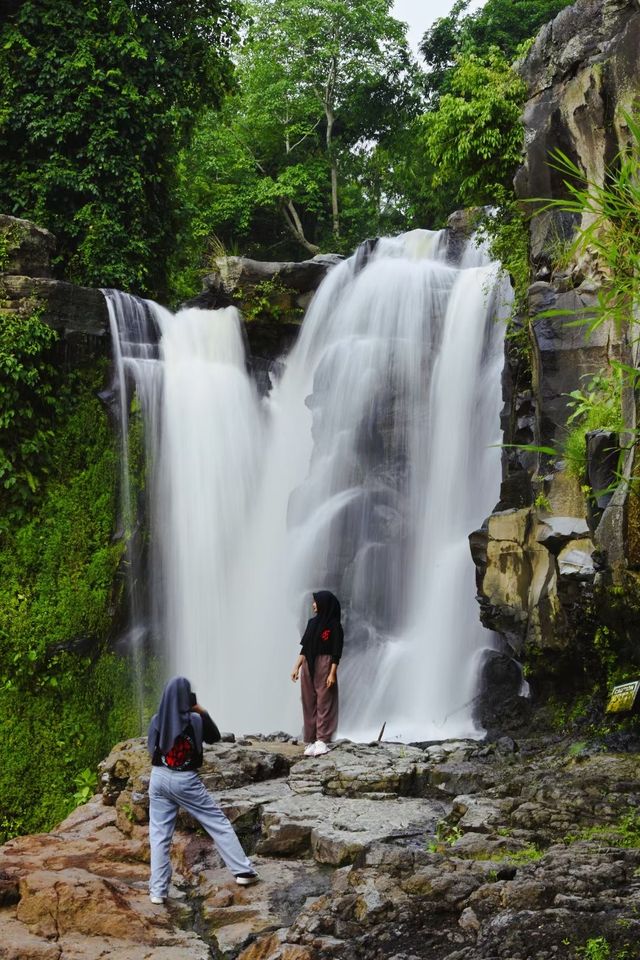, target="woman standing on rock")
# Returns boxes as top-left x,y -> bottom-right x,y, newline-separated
291,590 -> 344,757
147,676 -> 258,904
